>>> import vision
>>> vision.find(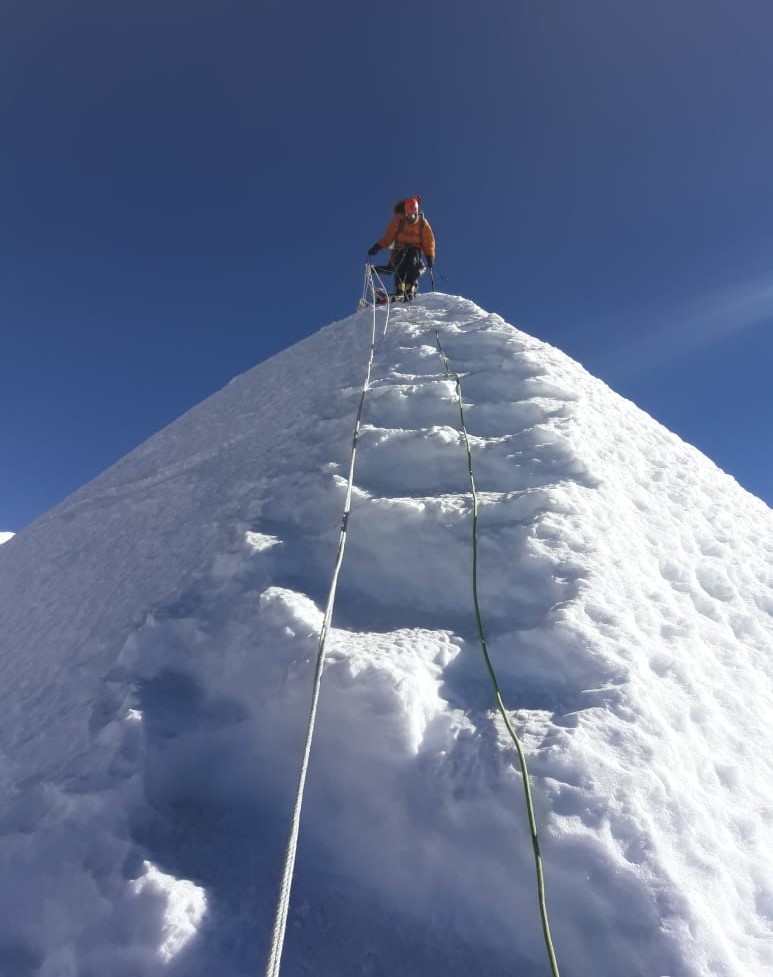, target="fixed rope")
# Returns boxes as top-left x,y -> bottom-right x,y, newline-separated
265,266 -> 389,977
432,328 -> 562,977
